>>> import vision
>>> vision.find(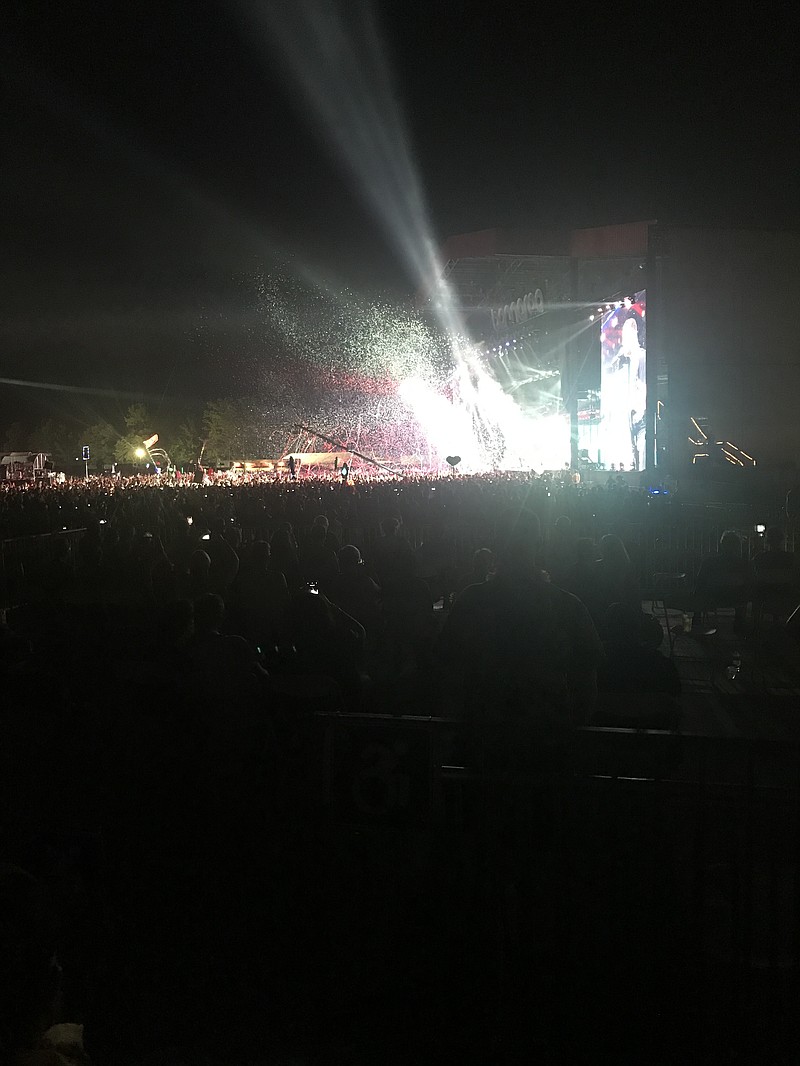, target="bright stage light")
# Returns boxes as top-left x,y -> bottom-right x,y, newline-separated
135,448 -> 146,459
398,341 -> 571,474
